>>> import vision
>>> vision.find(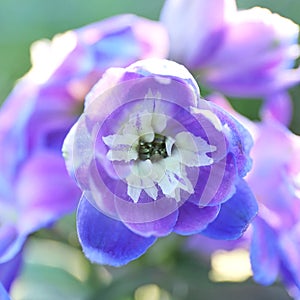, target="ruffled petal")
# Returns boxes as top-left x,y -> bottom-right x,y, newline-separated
250,217 -> 280,285
201,179 -> 258,239
174,202 -> 220,235
77,196 -> 156,266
